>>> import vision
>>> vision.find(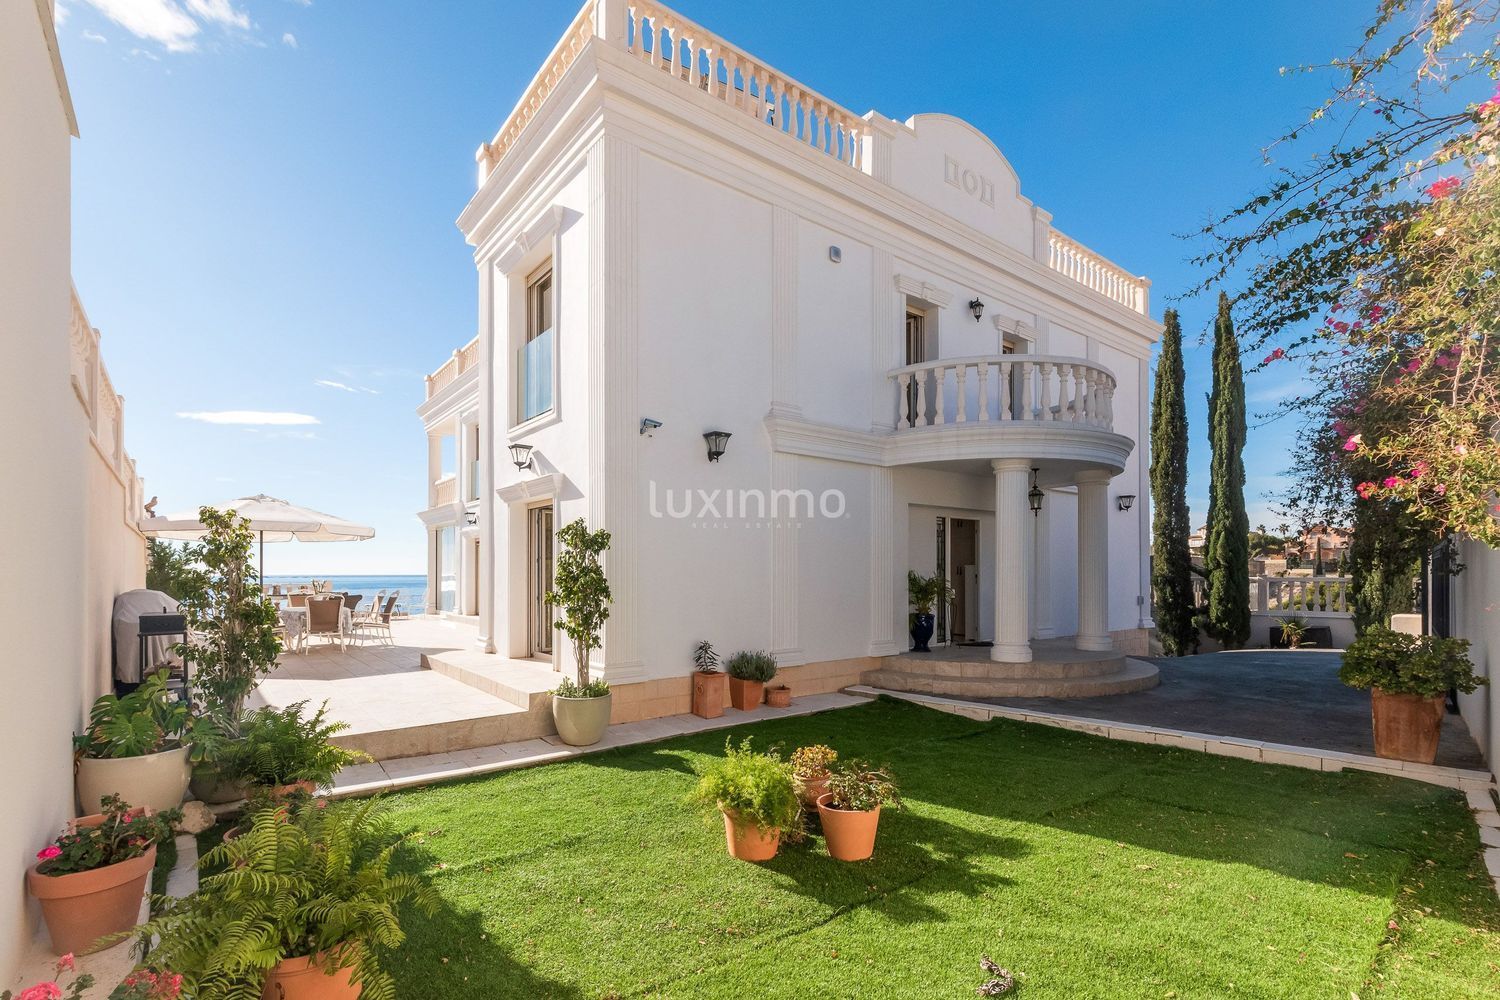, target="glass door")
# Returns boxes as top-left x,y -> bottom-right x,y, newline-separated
529,505 -> 554,655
